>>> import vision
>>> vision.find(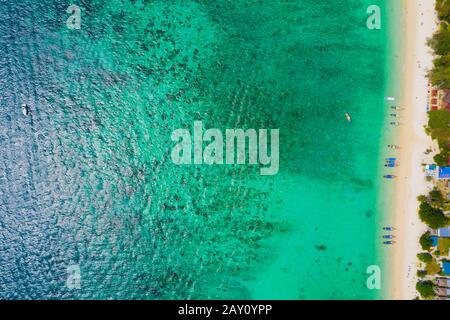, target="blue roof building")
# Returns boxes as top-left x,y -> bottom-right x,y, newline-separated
438,227 -> 450,238
443,261 -> 450,276
431,236 -> 439,247
438,167 -> 450,179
